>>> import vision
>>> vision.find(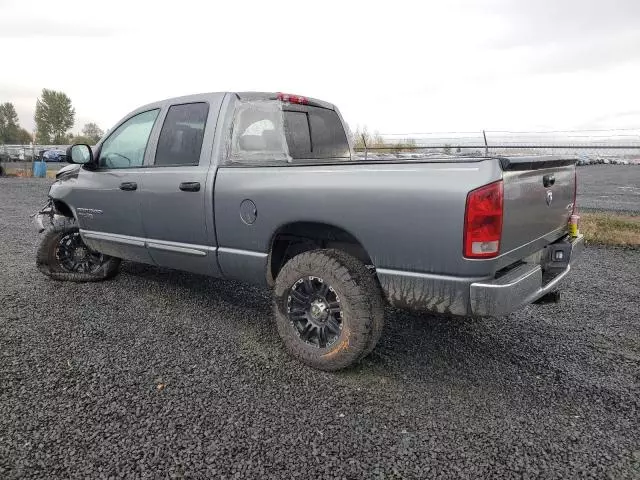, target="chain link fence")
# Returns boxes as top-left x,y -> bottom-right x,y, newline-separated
353,129 -> 640,165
